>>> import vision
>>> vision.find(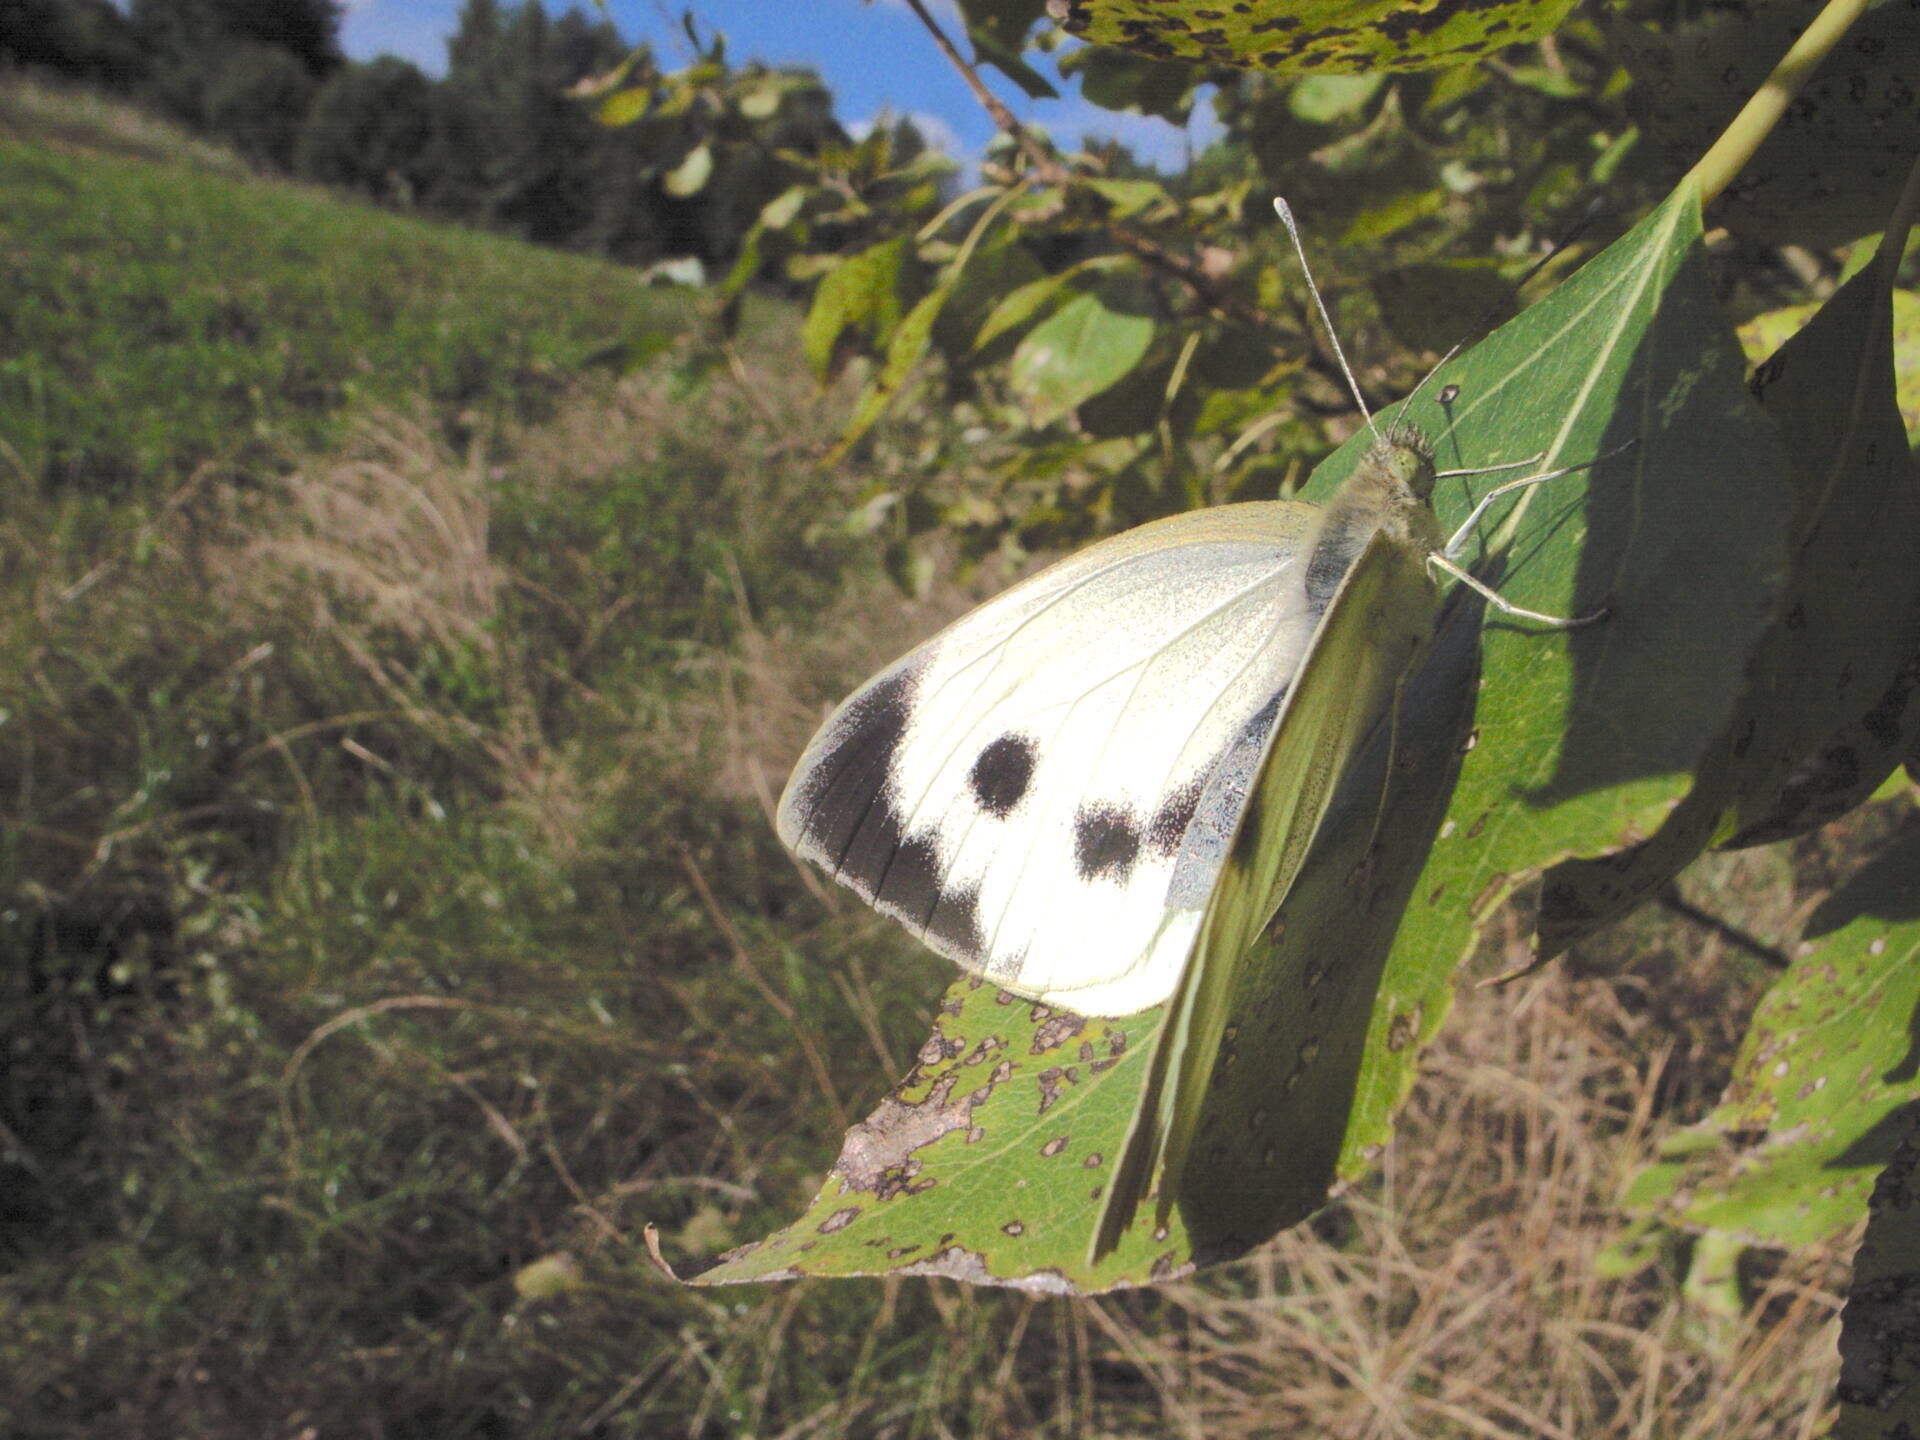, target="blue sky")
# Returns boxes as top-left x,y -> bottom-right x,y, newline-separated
338,0 -> 1218,170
